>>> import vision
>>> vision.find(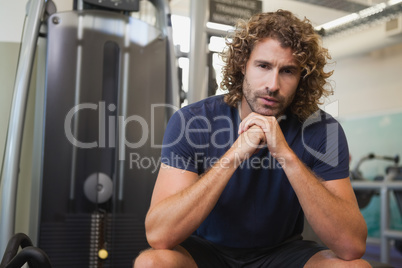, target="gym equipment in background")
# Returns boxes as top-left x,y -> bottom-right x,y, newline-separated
350,153 -> 402,262
0,0 -> 179,267
0,233 -> 51,268
350,153 -> 400,209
